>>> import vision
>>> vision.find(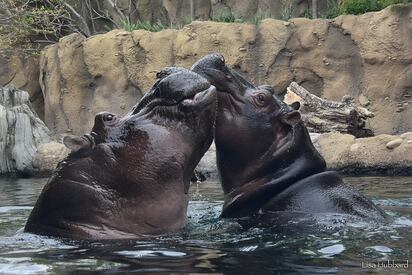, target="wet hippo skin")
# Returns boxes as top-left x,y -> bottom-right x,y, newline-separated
25,68 -> 217,240
192,54 -> 387,221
